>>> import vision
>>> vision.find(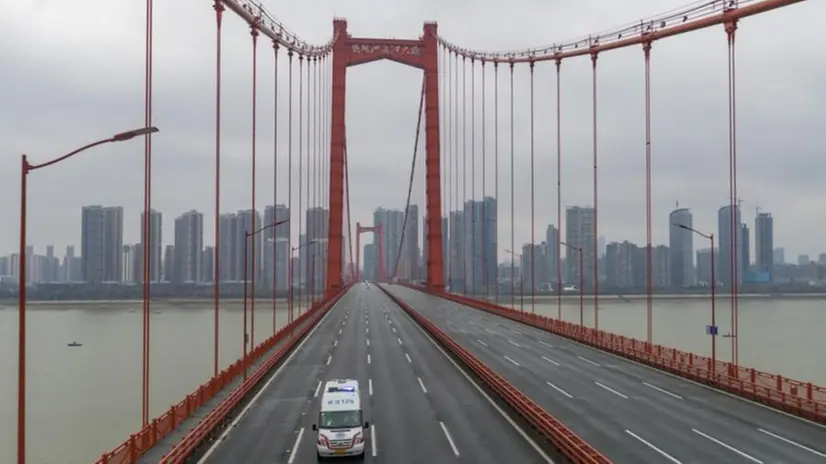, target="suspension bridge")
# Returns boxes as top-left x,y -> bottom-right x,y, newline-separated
12,0 -> 826,463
